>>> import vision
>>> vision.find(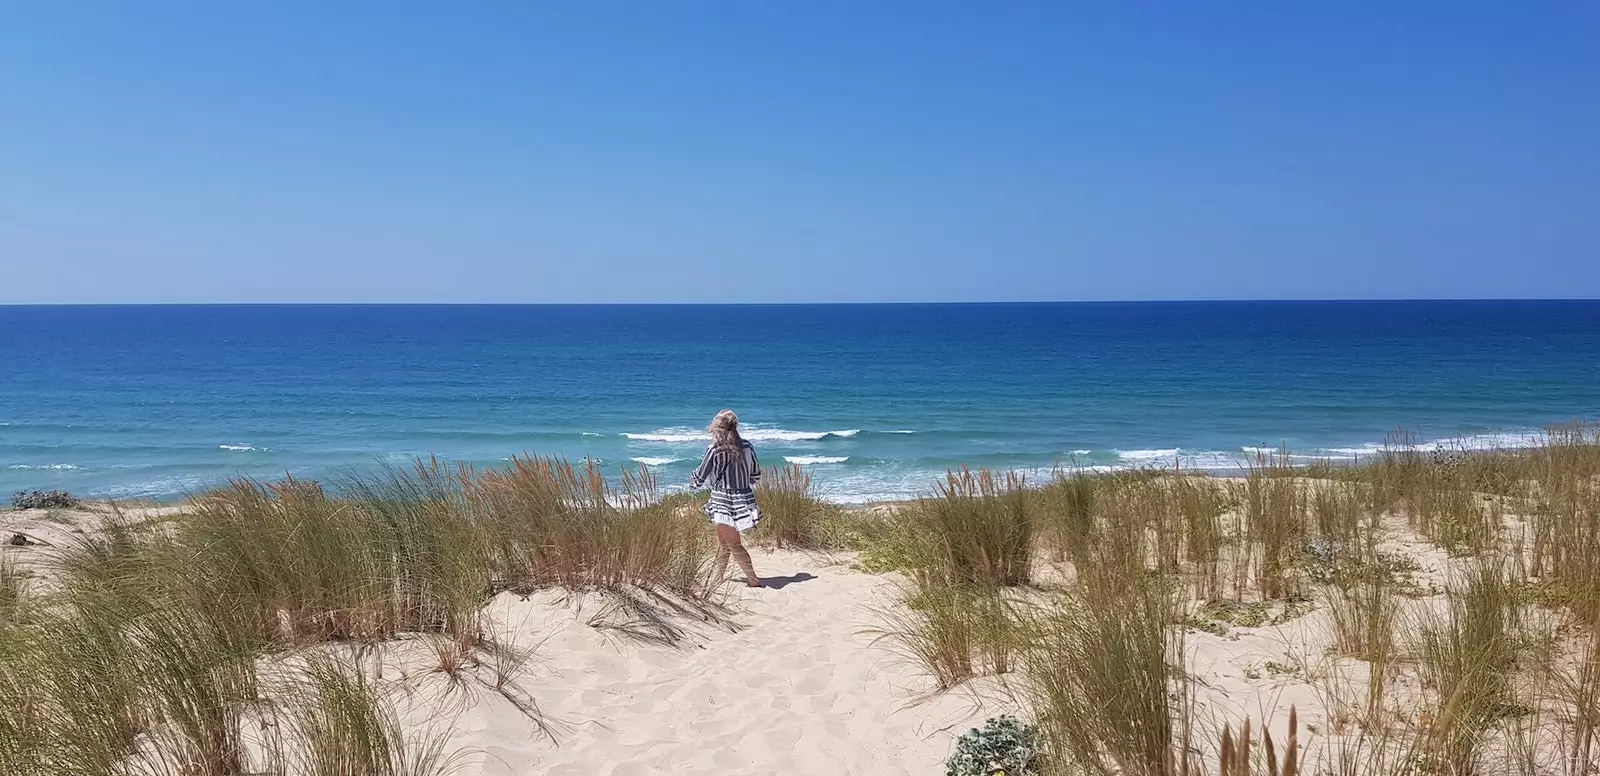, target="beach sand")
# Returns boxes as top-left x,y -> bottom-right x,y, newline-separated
389,549 -> 1013,776
2,496 -> 1567,774
1,507 -> 1014,774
